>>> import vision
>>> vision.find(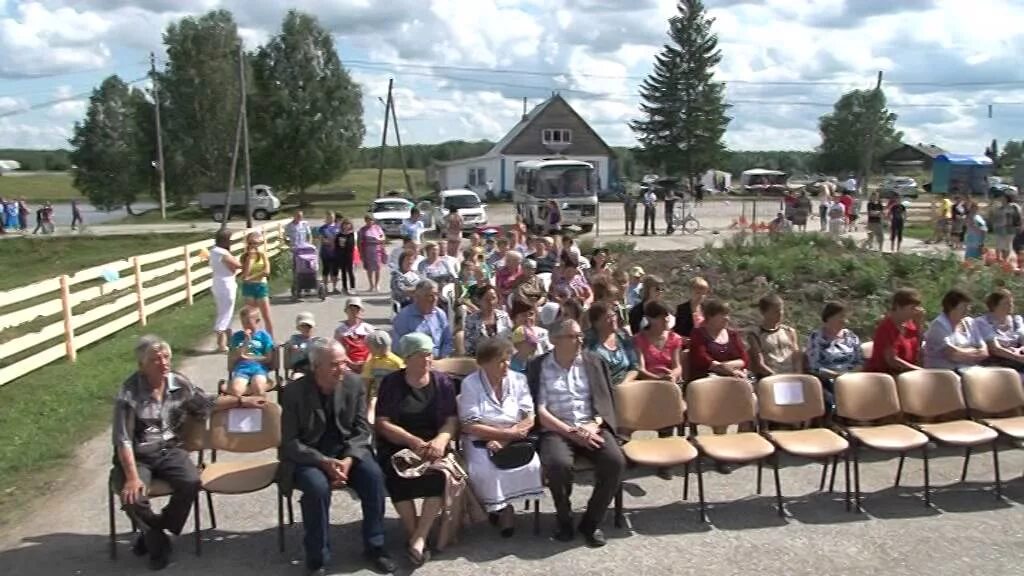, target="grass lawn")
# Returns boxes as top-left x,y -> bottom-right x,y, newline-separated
0,233 -> 209,291
611,232 -> 1022,338
0,172 -> 79,202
